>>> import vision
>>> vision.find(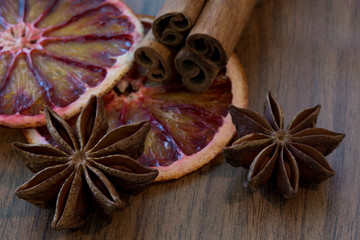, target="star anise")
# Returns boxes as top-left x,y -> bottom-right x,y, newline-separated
13,96 -> 158,229
223,92 -> 345,198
